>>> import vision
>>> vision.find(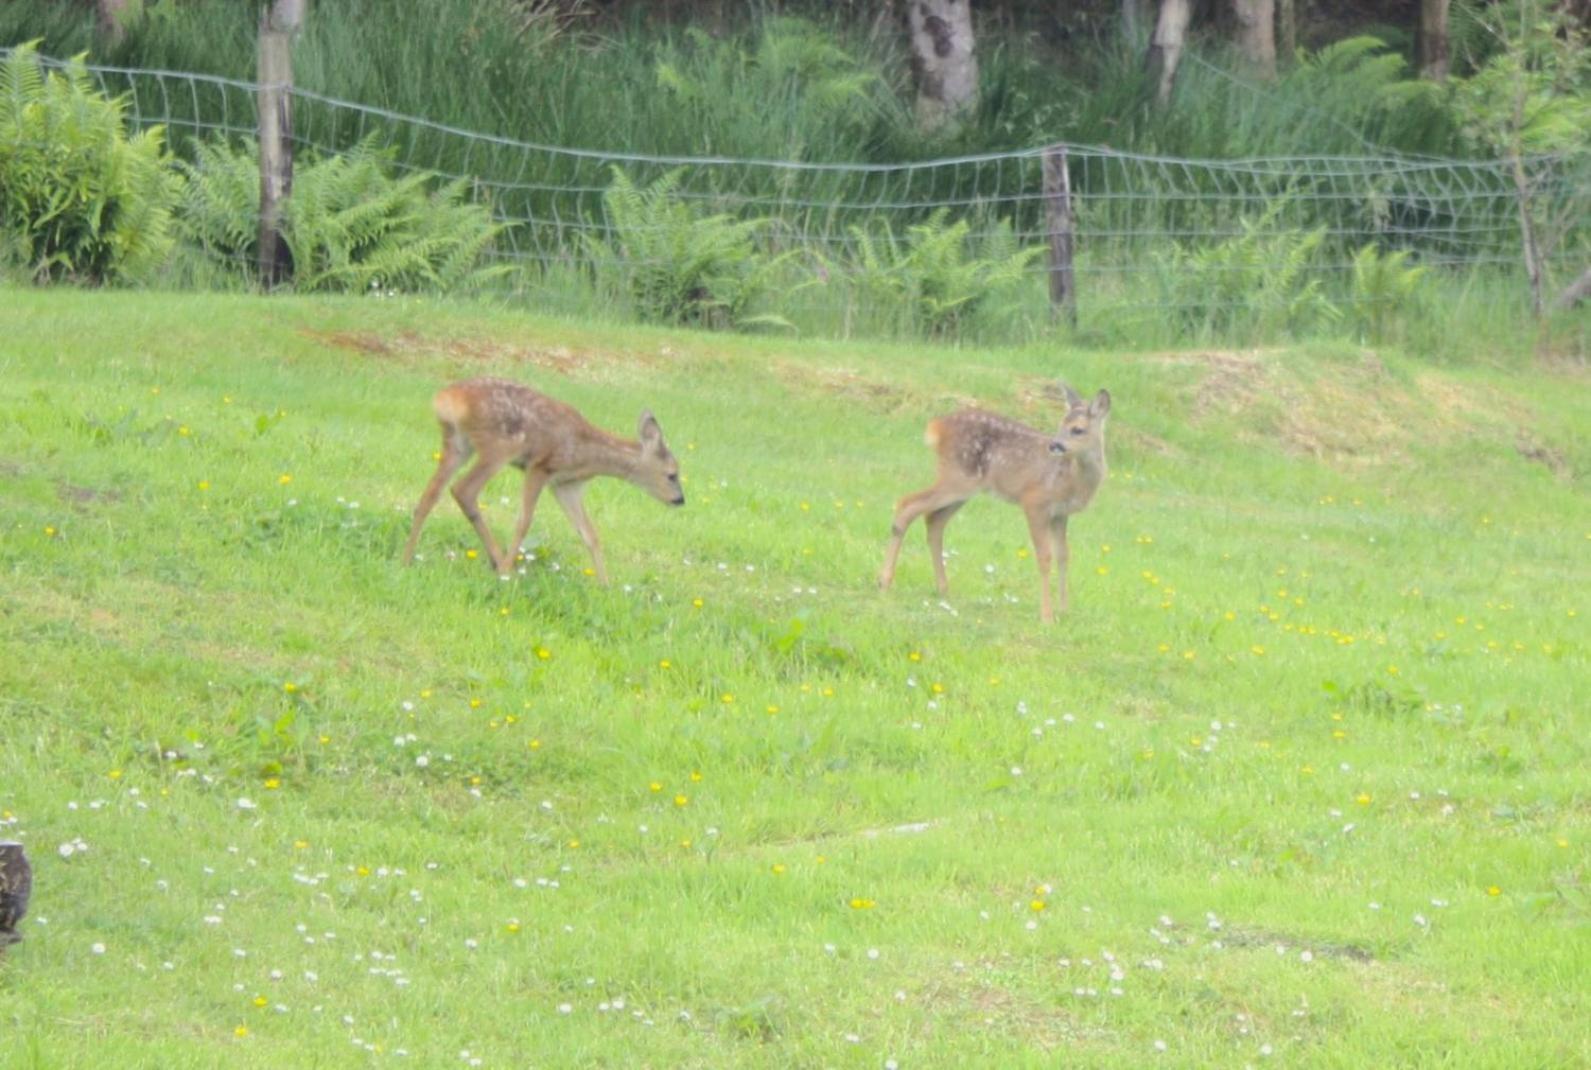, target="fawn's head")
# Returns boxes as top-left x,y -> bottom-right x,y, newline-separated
1049,385 -> 1111,456
635,411 -> 685,506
